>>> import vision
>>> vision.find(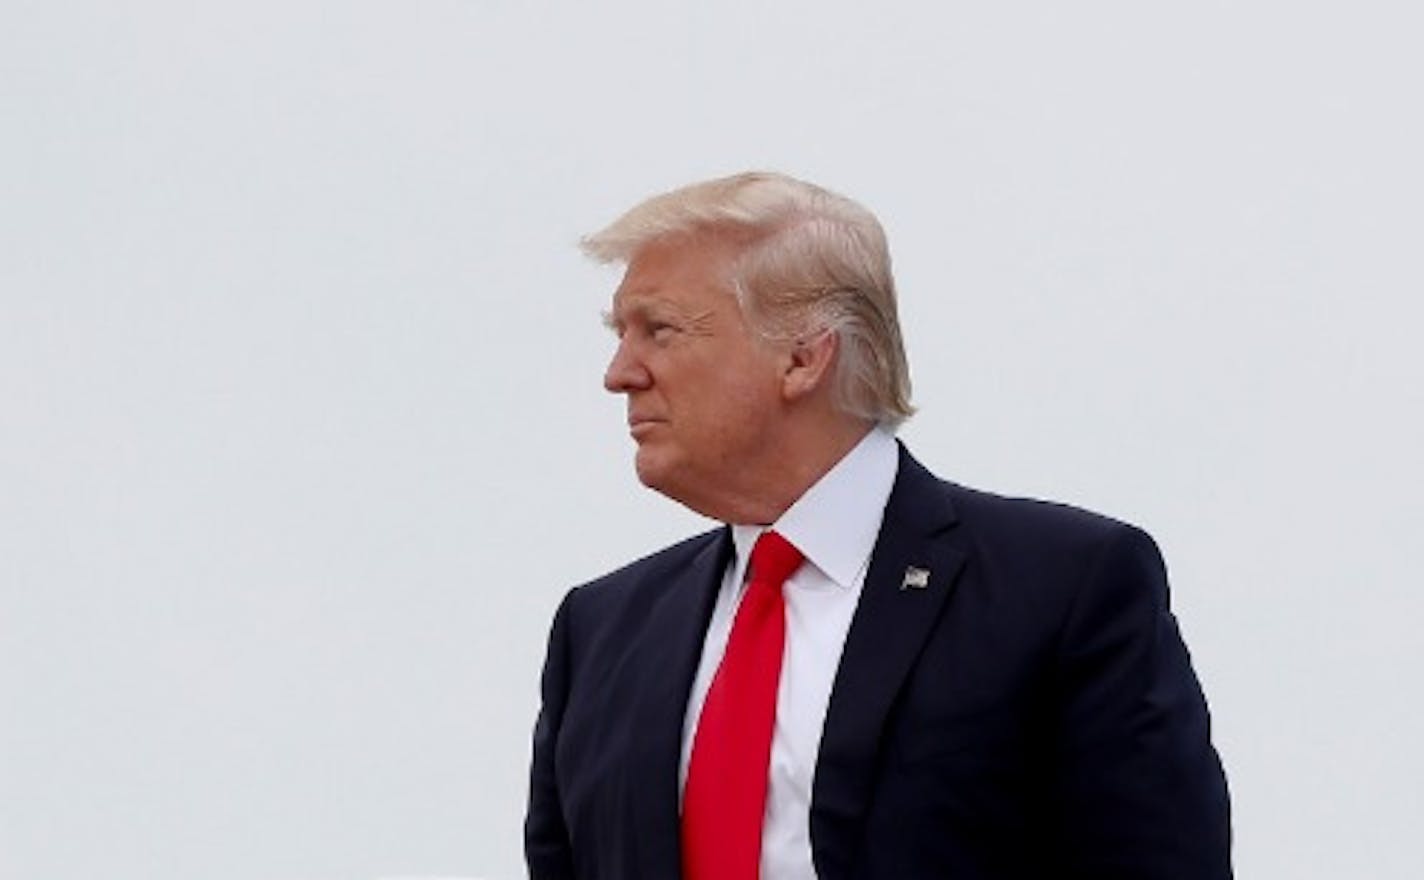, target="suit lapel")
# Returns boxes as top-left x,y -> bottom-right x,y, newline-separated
810,447 -> 967,880
627,529 -> 732,879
